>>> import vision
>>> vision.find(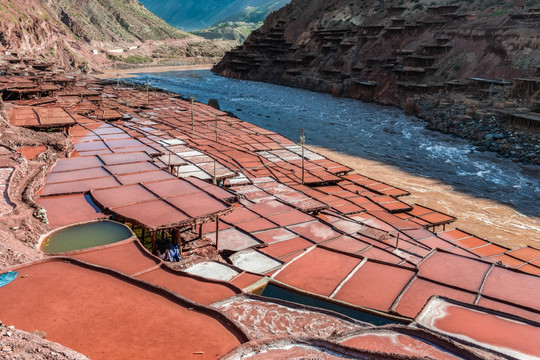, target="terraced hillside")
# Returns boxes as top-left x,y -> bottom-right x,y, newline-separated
214,0 -> 540,104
